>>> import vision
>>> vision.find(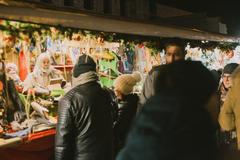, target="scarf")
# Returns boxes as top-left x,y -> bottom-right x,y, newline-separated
72,71 -> 98,88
